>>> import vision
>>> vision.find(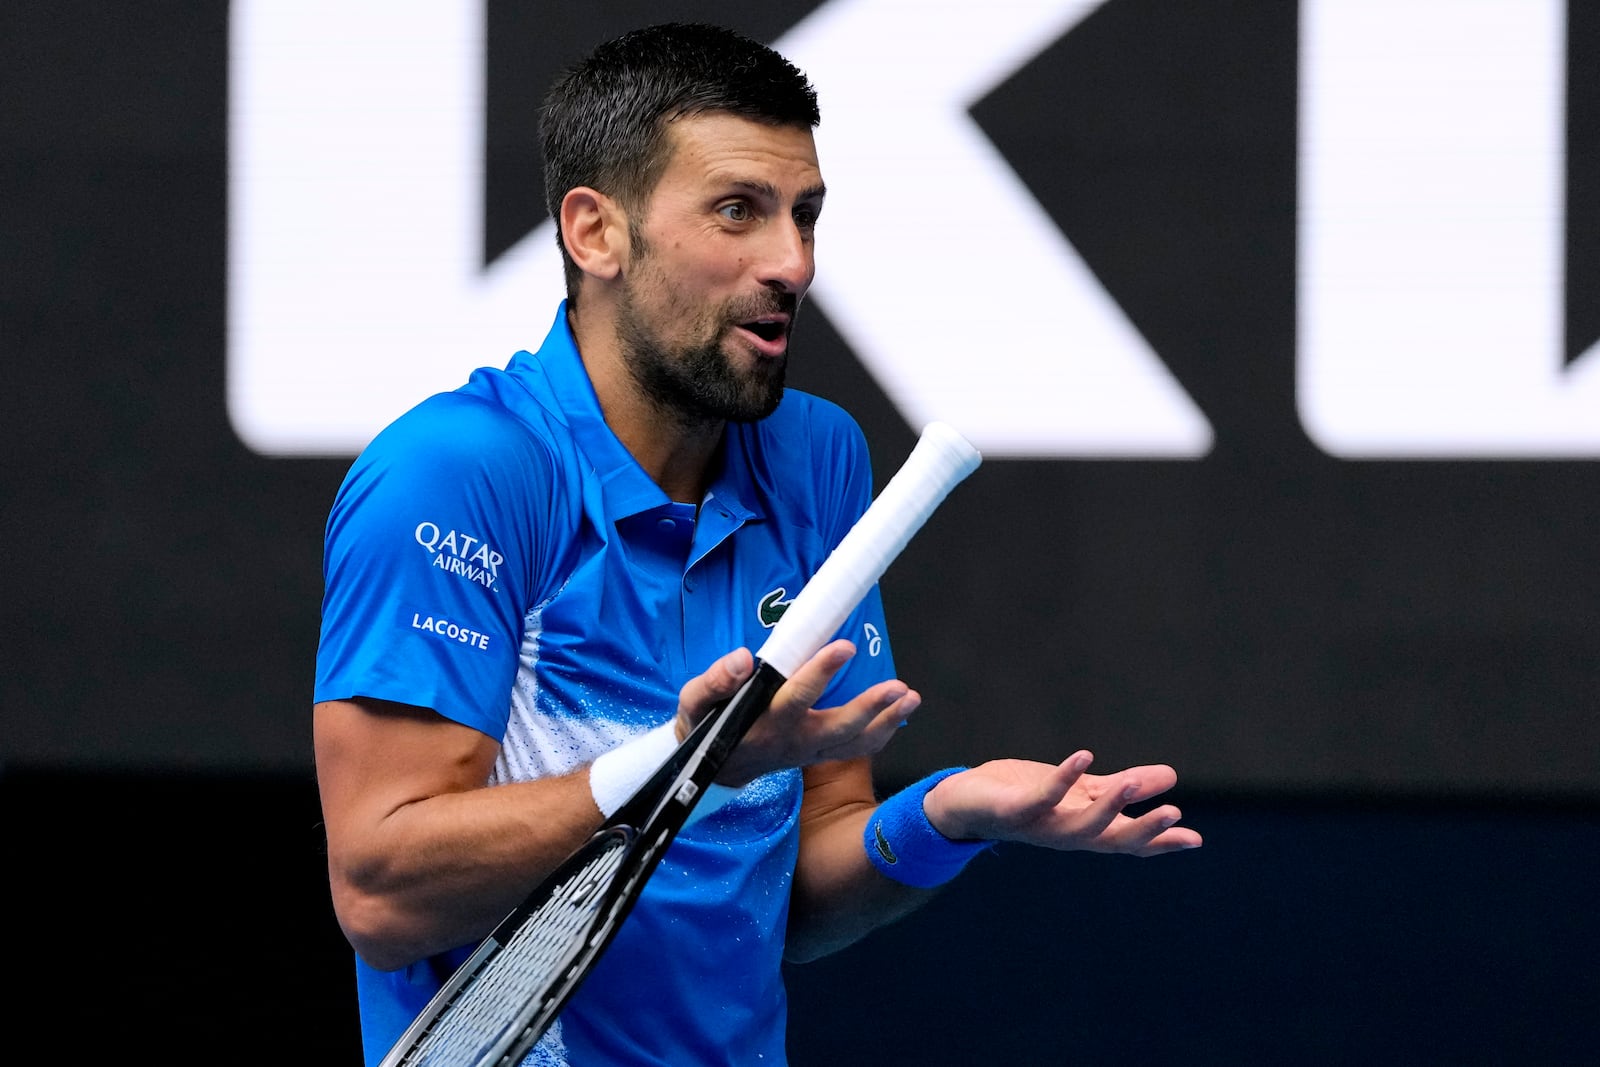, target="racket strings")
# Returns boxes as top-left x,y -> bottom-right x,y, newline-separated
400,837 -> 630,1066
